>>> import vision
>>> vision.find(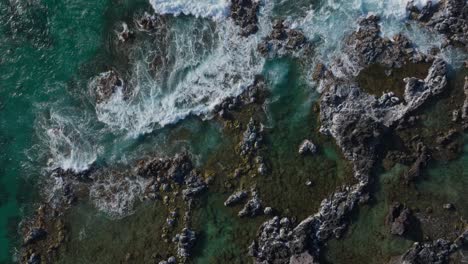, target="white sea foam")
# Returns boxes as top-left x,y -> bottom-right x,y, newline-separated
94,1 -> 273,137
43,111 -> 99,172
90,172 -> 151,218
149,0 -> 231,20
296,0 -> 445,84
